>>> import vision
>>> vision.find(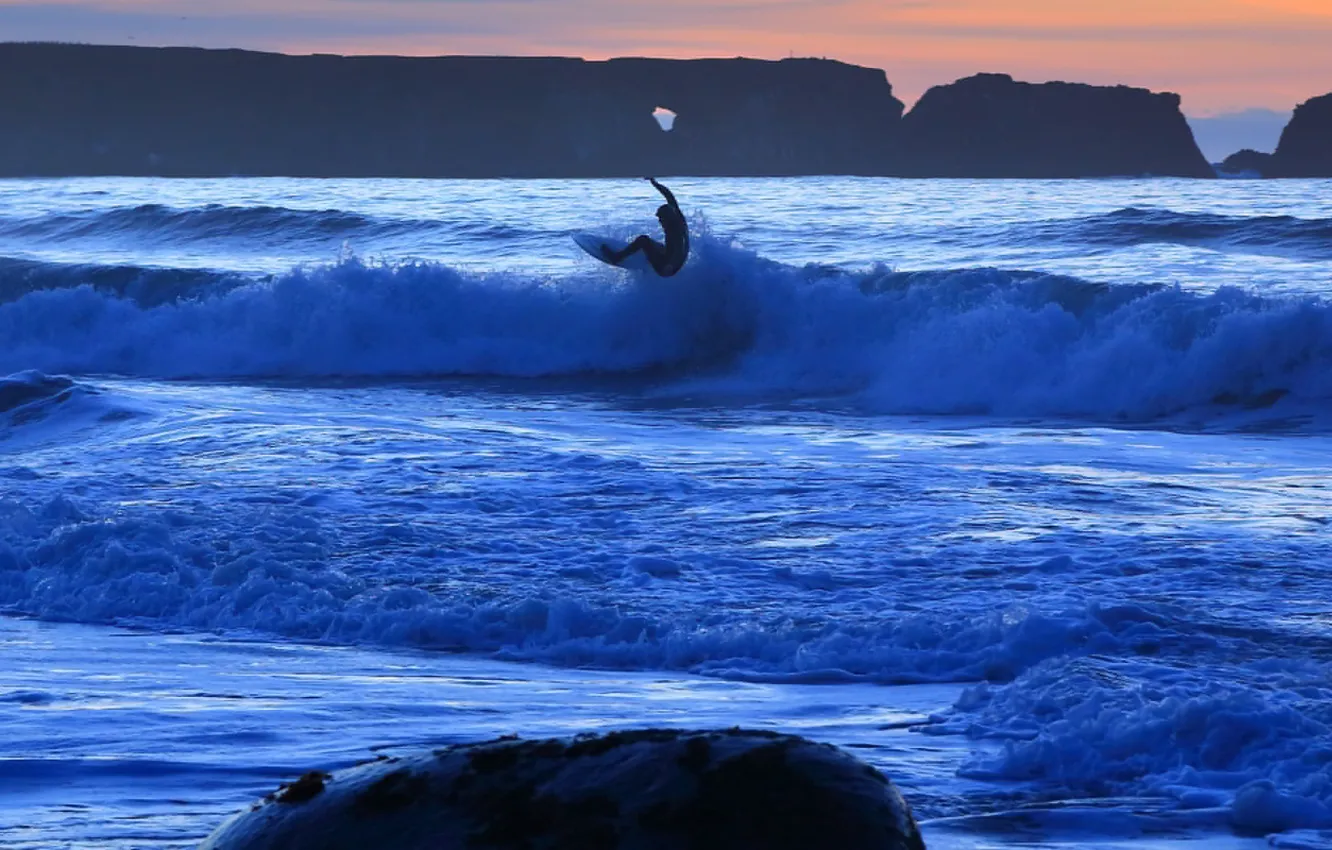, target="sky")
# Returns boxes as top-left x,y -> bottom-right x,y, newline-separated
2,0 -> 1330,115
